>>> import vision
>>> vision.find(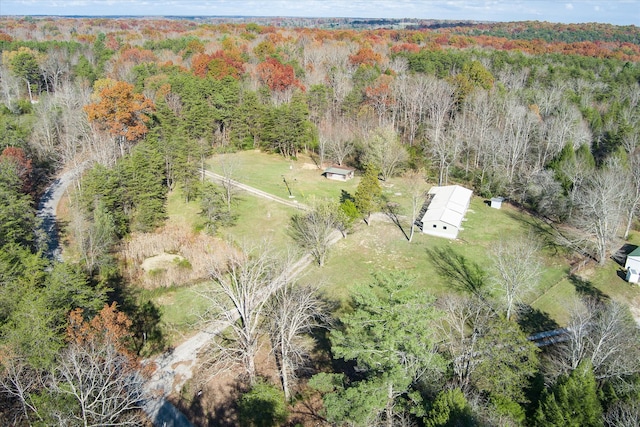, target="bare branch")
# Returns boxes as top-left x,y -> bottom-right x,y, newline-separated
199,243 -> 292,384
266,283 -> 329,400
